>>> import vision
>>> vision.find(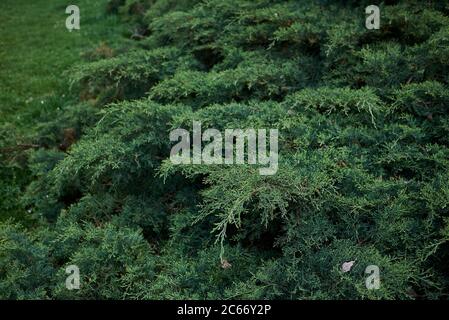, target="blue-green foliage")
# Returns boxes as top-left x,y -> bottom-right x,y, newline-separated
1,0 -> 449,299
